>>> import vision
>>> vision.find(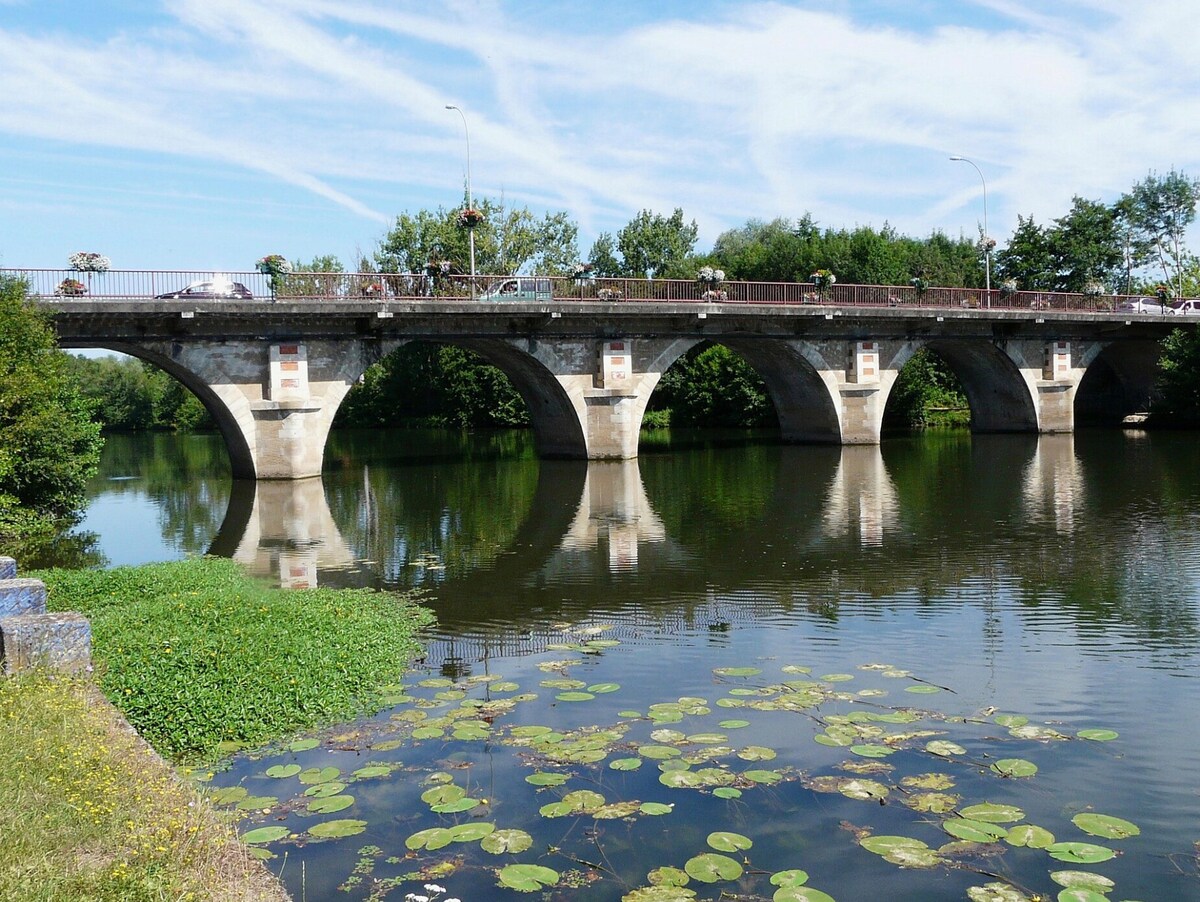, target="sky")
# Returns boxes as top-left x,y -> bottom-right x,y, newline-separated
2,0 -> 1199,274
